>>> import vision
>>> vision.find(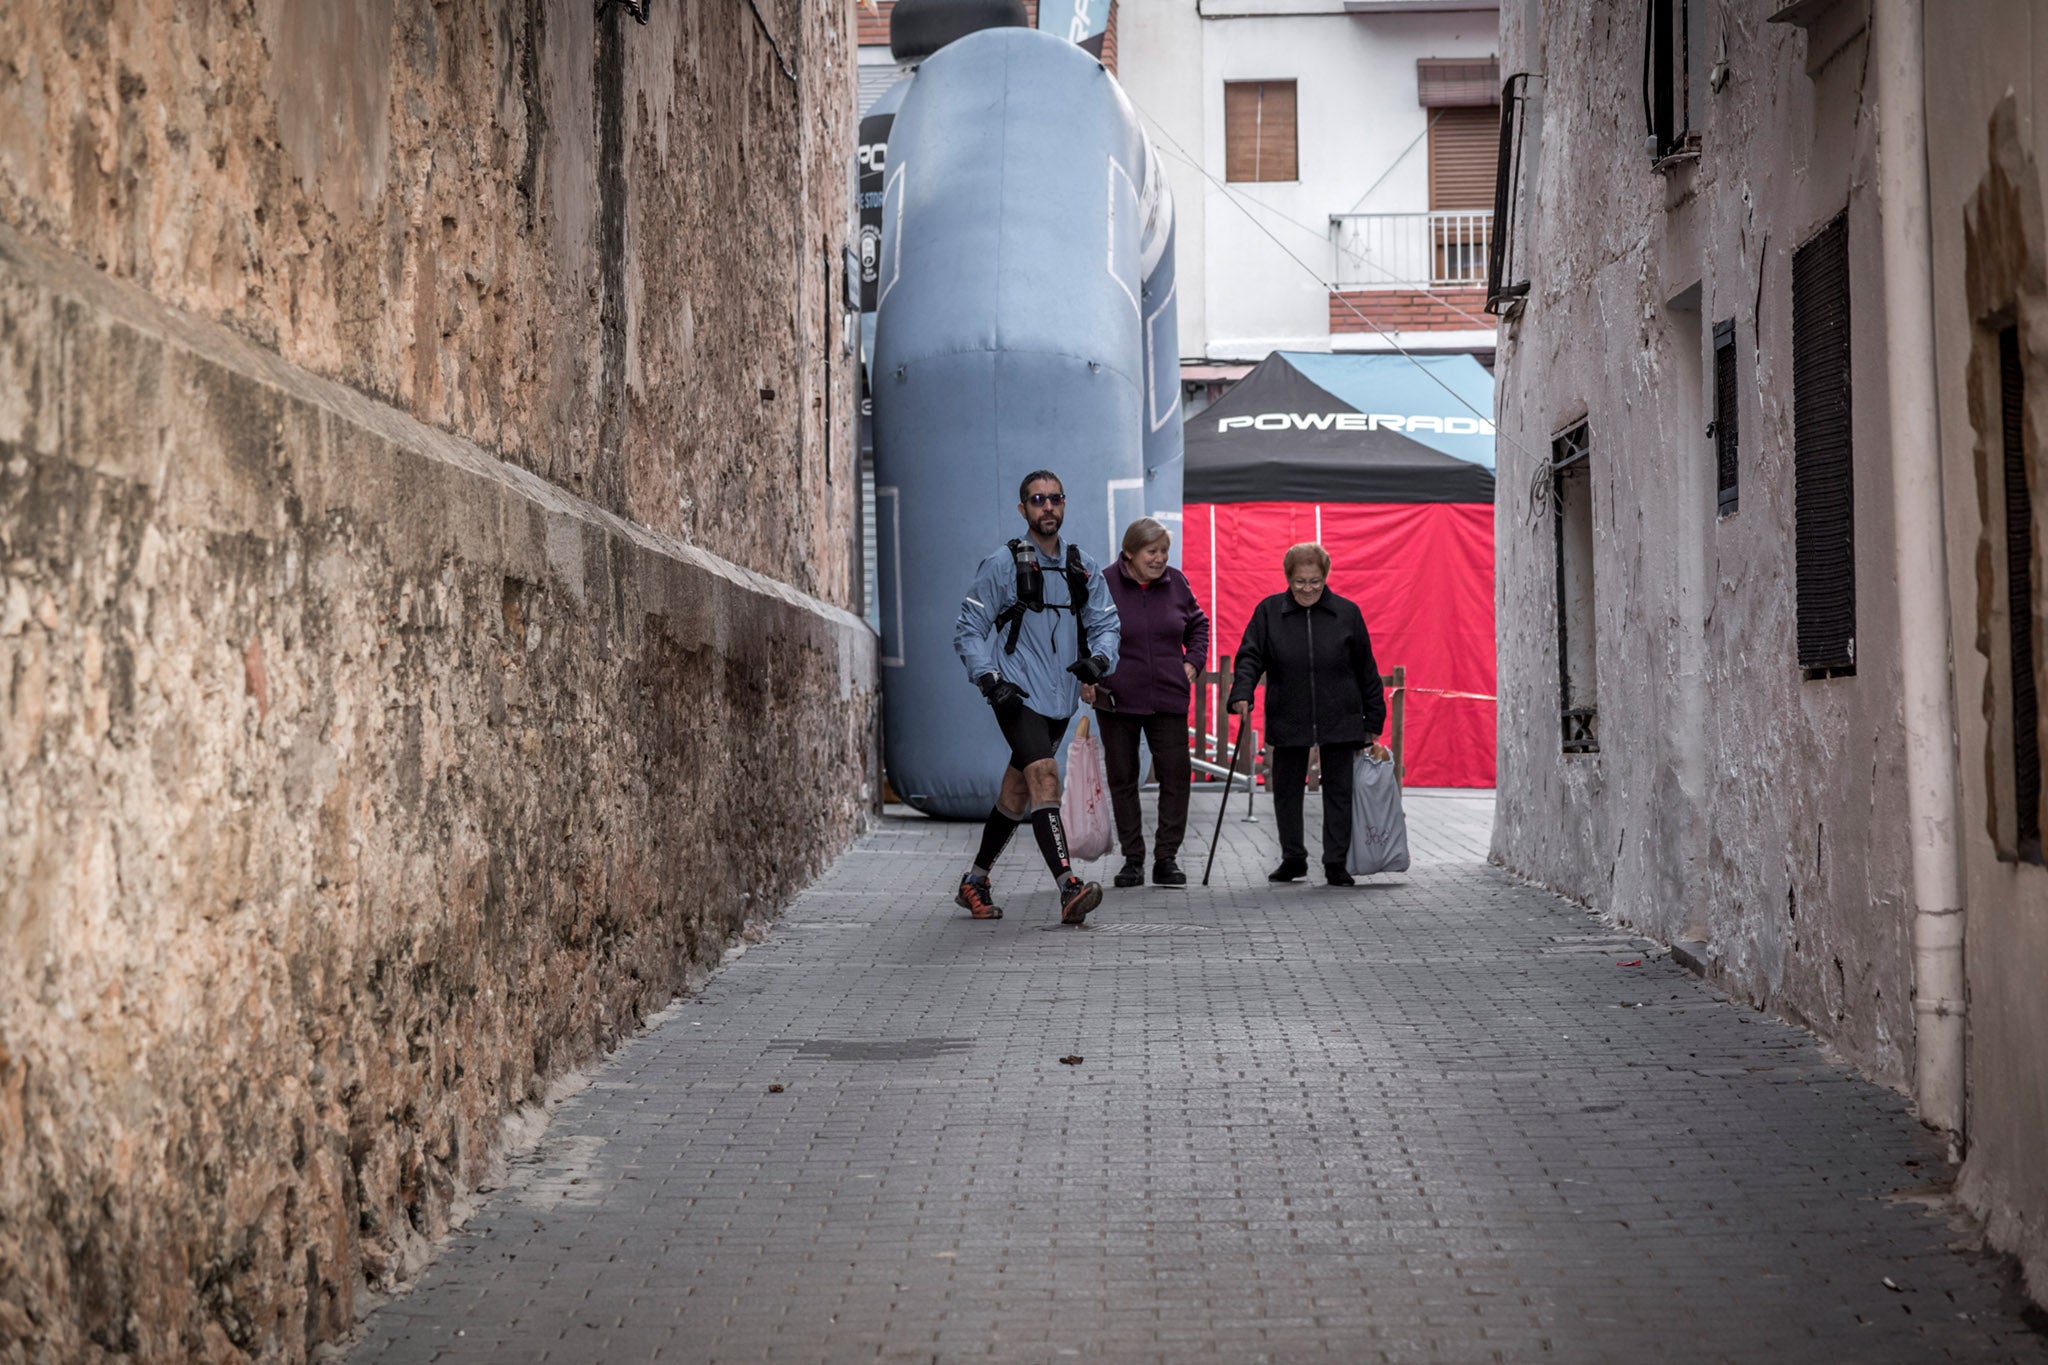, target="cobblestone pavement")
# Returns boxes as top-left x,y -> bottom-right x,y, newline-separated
351,788 -> 2047,1363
